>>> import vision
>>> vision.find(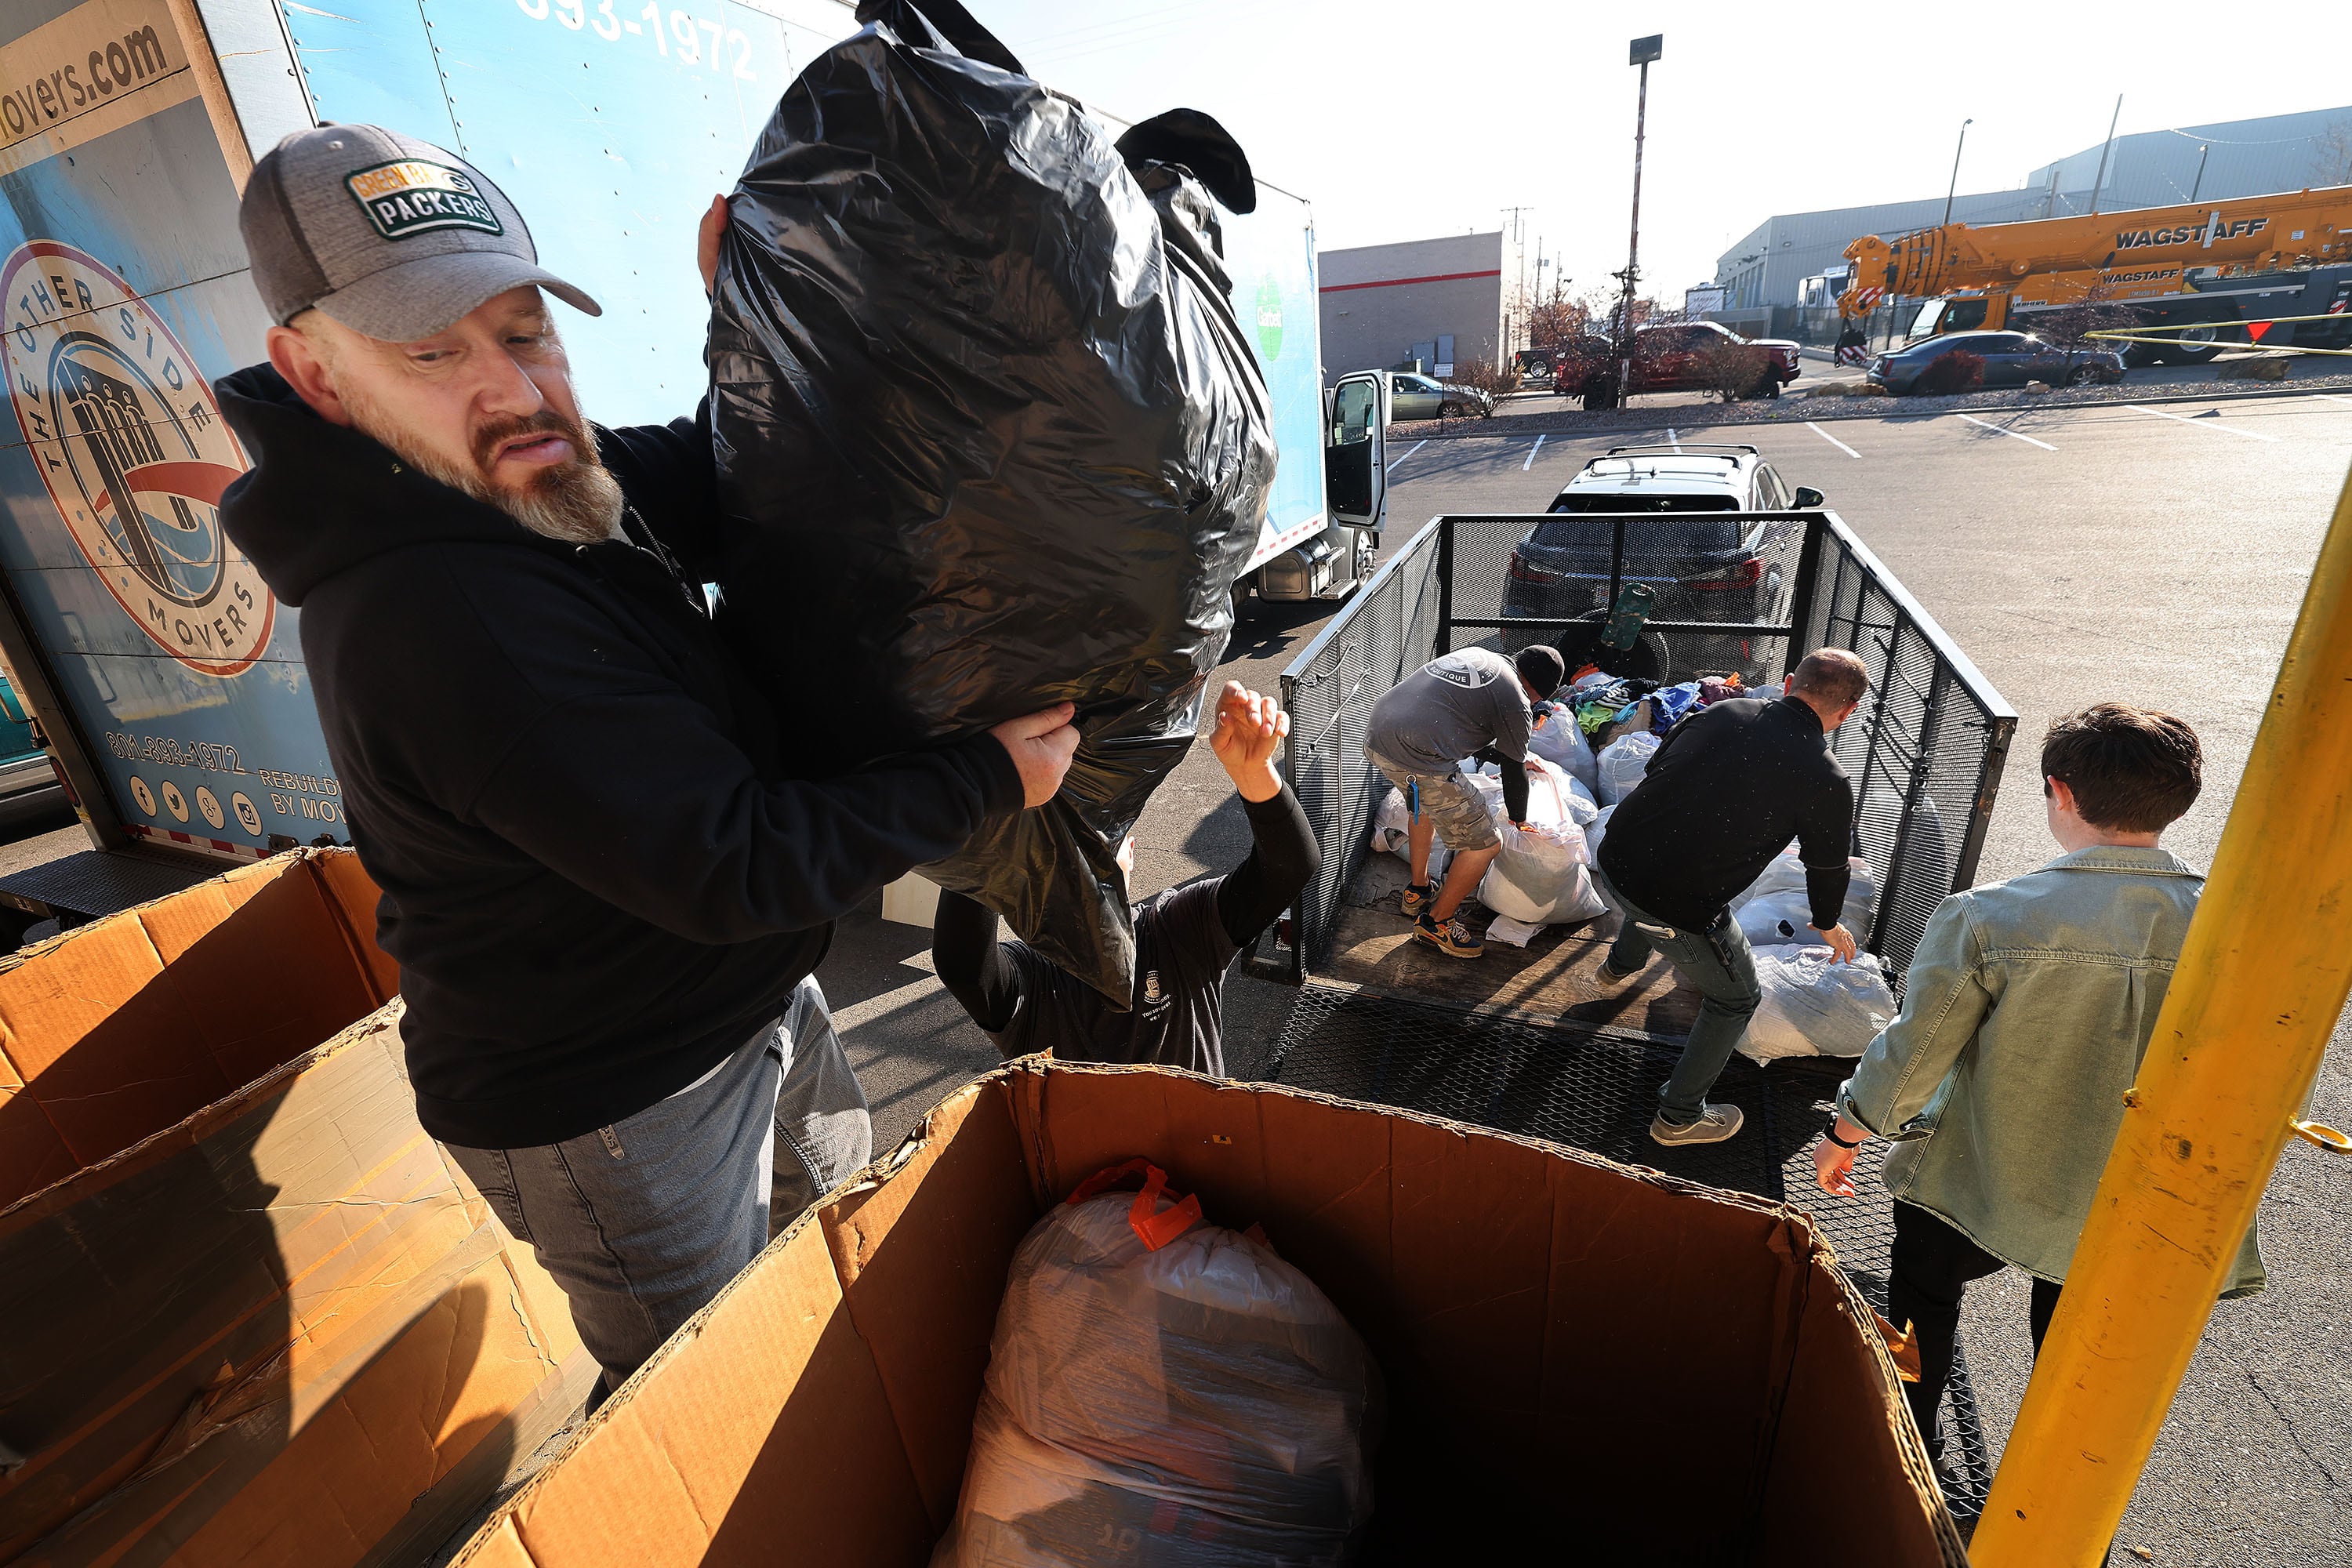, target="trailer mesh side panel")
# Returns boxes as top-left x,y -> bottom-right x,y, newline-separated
1276,521 -> 1442,982
1258,987 -> 1994,1534
1798,522 -> 2014,976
